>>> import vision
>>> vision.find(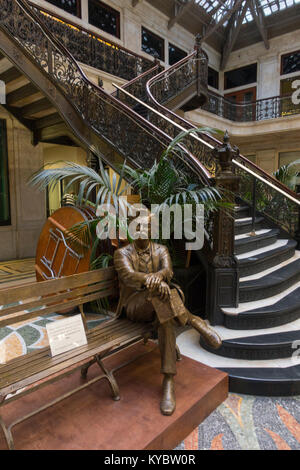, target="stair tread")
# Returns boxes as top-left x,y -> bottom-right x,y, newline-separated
235,216 -> 264,226
240,258 -> 300,292
235,228 -> 279,246
223,329 -> 300,347
237,239 -> 296,265
220,364 -> 300,381
235,285 -> 300,316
